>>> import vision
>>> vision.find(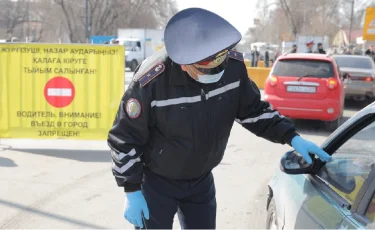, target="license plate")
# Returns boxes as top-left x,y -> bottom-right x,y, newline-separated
286,86 -> 316,93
